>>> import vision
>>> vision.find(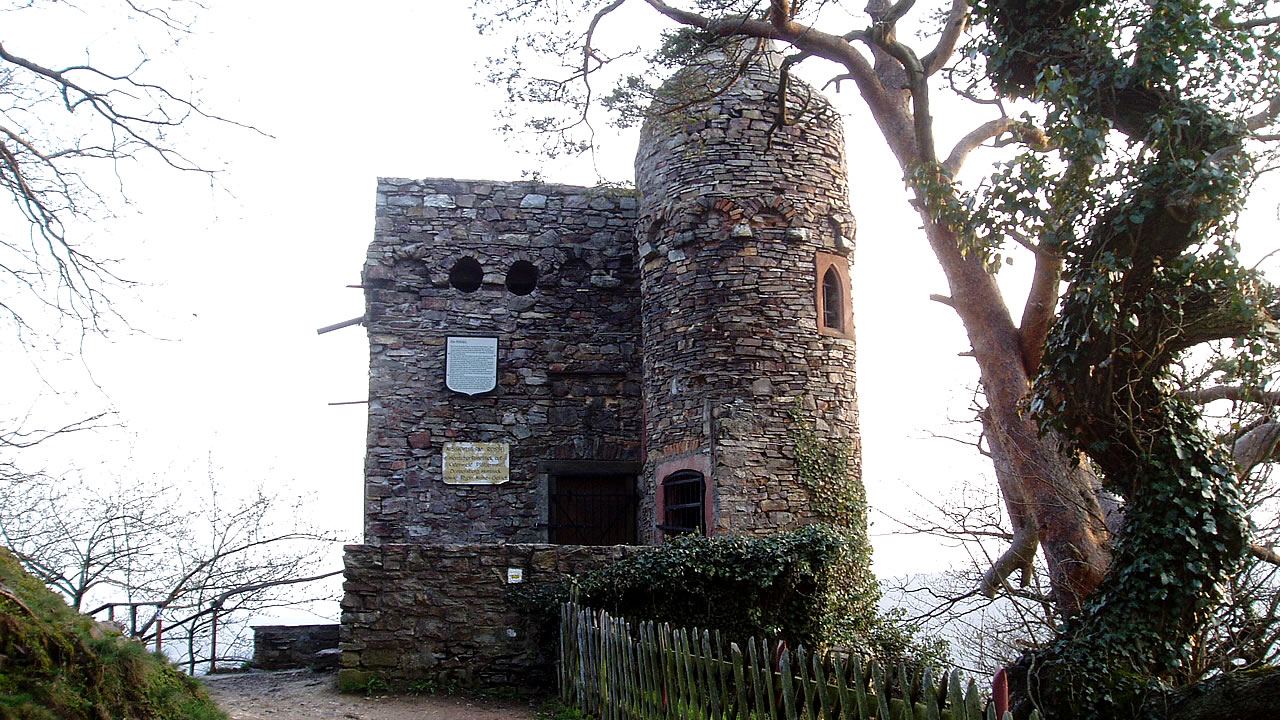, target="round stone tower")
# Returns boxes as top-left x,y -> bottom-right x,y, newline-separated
635,43 -> 862,544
